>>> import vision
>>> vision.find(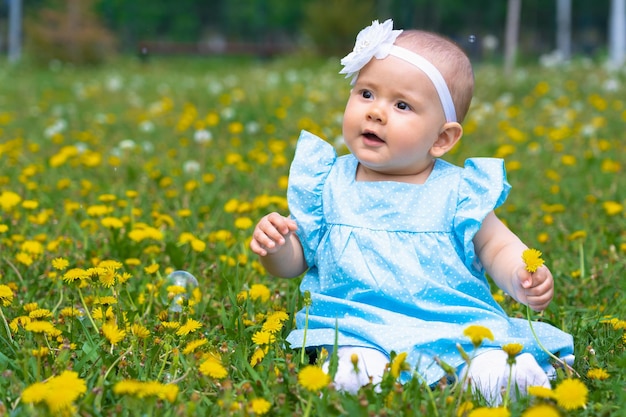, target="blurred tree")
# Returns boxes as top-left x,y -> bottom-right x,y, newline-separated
25,0 -> 115,65
302,0 -> 376,55
10,0 -> 611,60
